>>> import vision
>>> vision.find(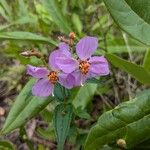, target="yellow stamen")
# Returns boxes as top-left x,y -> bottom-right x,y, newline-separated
48,71 -> 58,84
79,60 -> 90,75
